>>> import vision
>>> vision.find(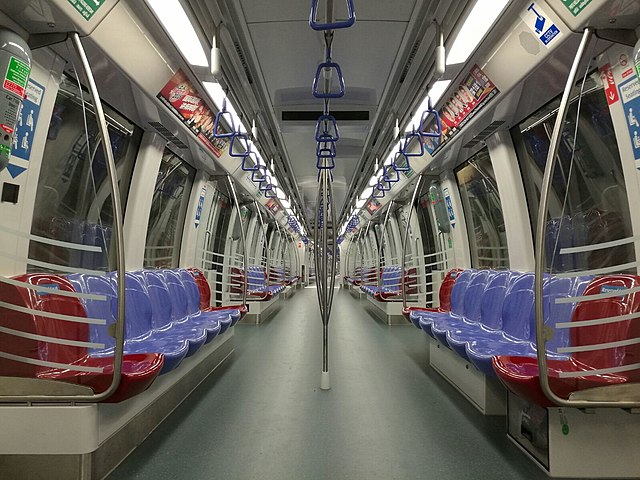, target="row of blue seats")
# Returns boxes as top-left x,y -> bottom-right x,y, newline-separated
360,265 -> 402,297
409,269 -> 590,375
247,265 -> 286,296
69,269 -> 241,374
